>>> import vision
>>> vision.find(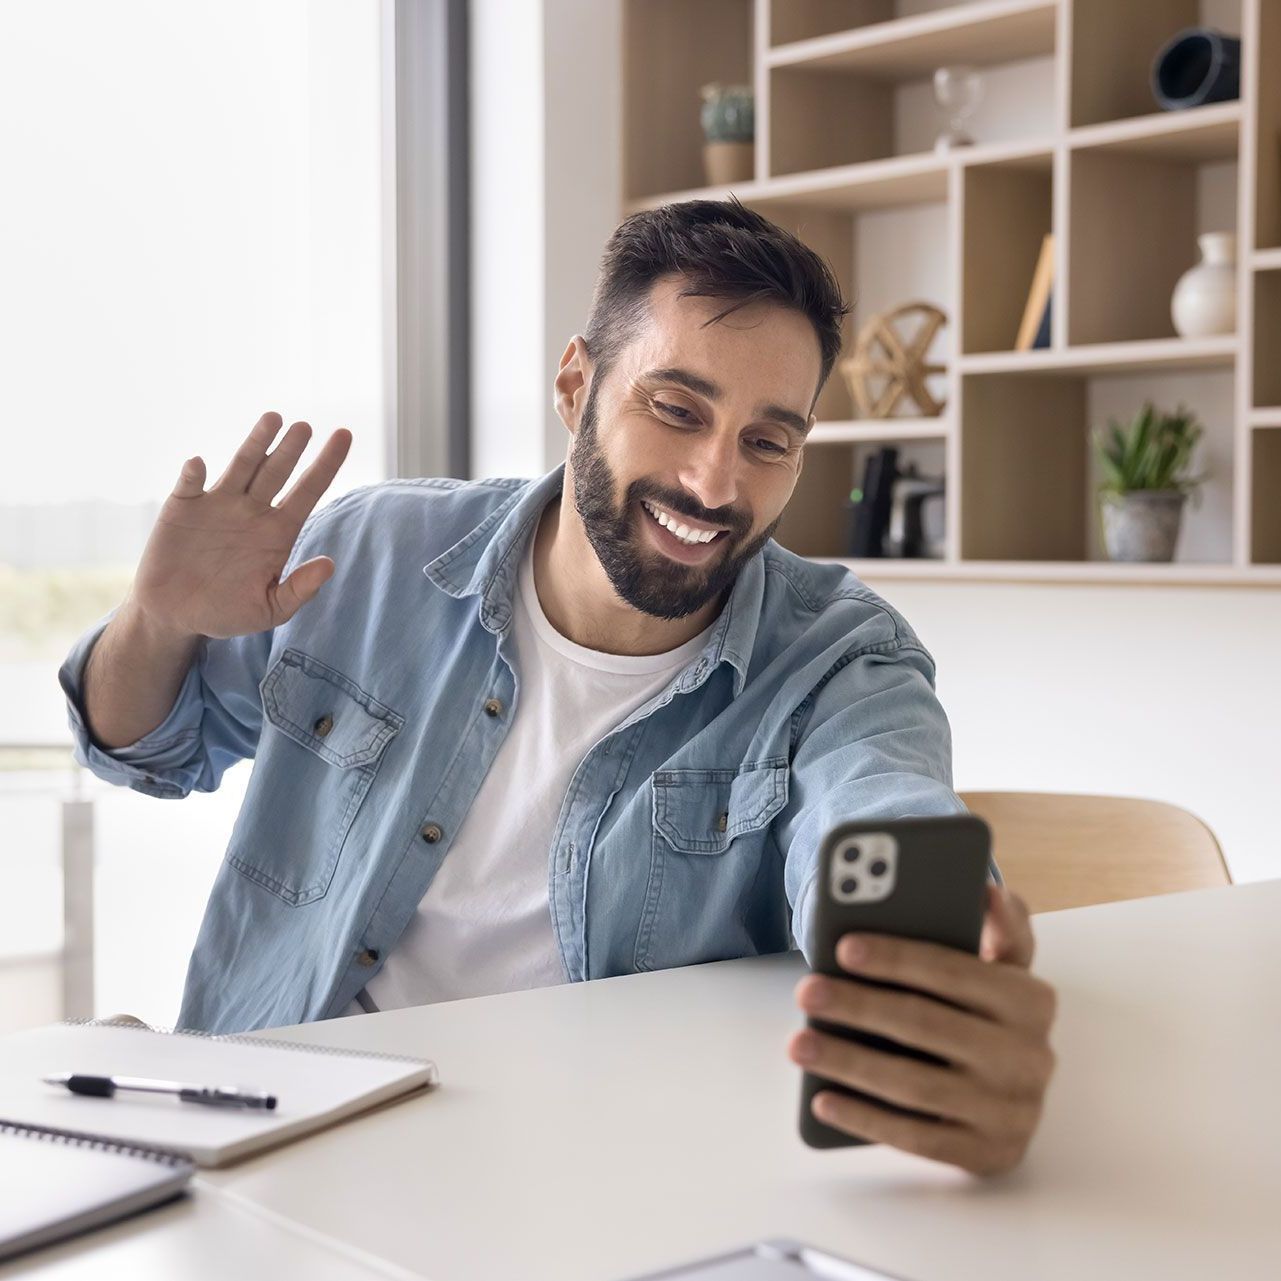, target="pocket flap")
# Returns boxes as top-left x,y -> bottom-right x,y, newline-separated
653,758 -> 789,854
261,648 -> 403,768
